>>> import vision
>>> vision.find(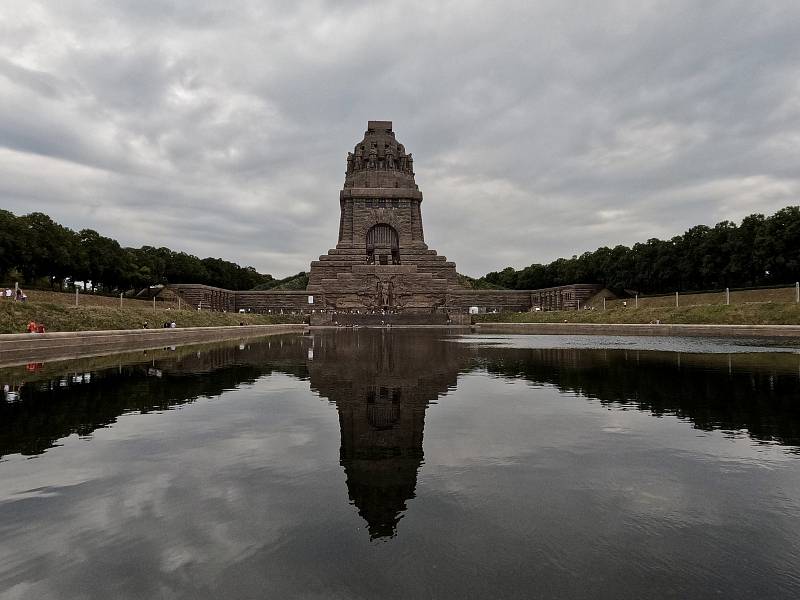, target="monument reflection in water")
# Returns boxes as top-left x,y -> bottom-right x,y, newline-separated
308,331 -> 466,538
1,331 -> 800,598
